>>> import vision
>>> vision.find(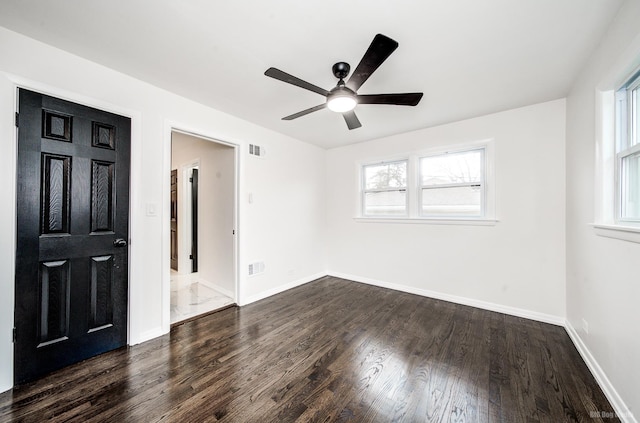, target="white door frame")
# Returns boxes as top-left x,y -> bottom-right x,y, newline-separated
2,75 -> 143,390
163,125 -> 240,332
